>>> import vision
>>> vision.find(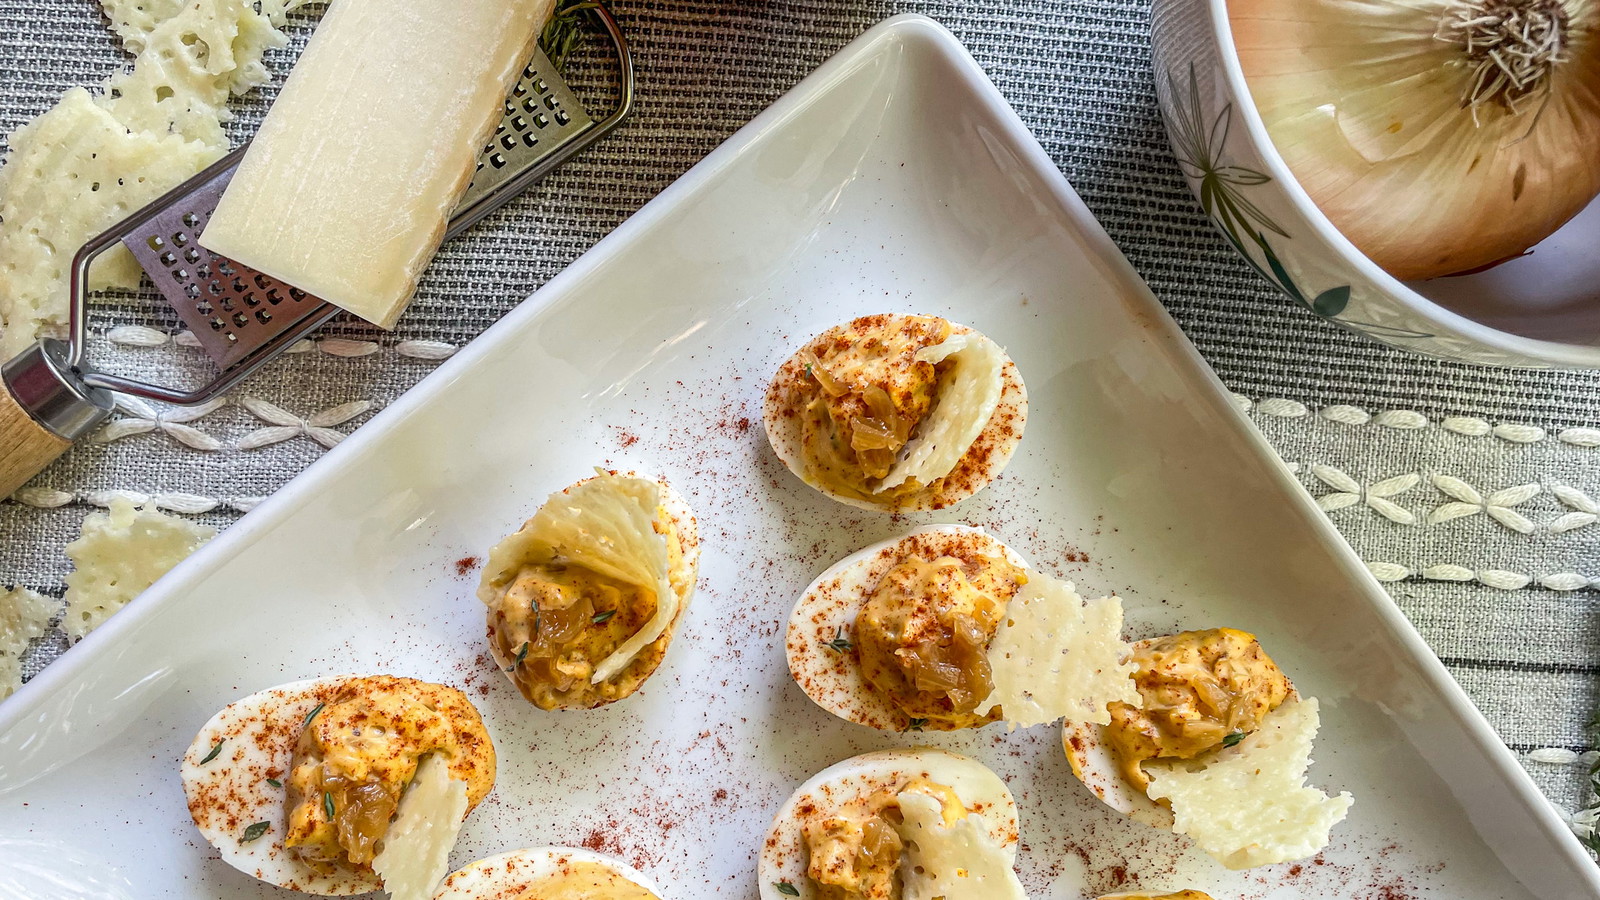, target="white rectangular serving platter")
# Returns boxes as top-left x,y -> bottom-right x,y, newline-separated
2,14 -> 1595,900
